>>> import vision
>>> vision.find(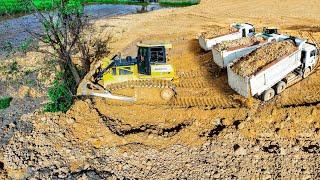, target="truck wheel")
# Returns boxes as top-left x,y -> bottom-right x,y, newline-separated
161,88 -> 175,101
275,81 -> 286,94
261,88 -> 275,101
303,67 -> 311,78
